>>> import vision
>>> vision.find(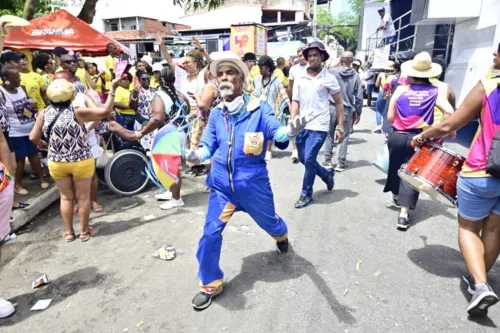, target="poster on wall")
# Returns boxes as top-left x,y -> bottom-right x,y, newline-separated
230,25 -> 255,57
255,26 -> 267,56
